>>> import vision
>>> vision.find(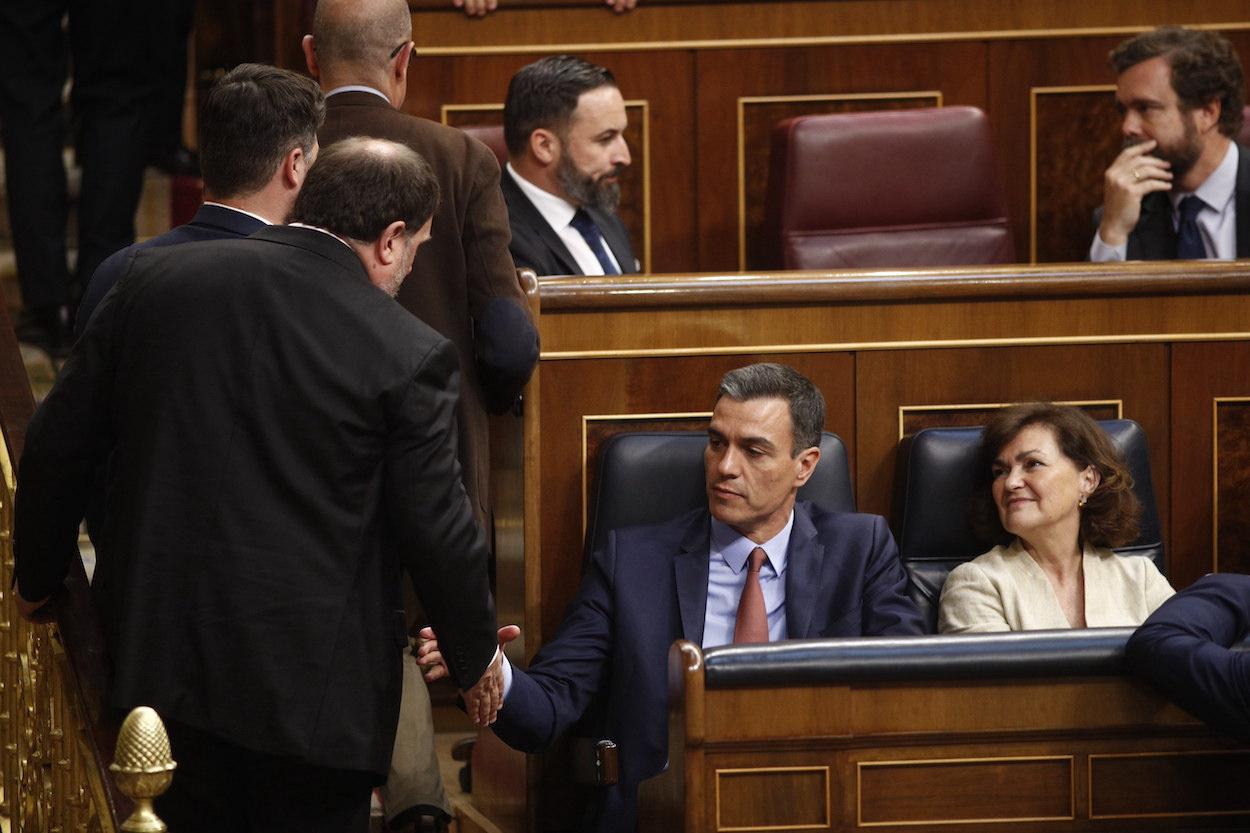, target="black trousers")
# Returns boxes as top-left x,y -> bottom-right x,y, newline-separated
157,720 -> 376,833
0,1 -> 152,308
